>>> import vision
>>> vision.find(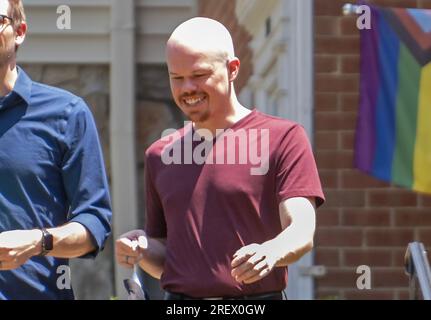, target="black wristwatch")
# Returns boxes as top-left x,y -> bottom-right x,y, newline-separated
40,228 -> 53,256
